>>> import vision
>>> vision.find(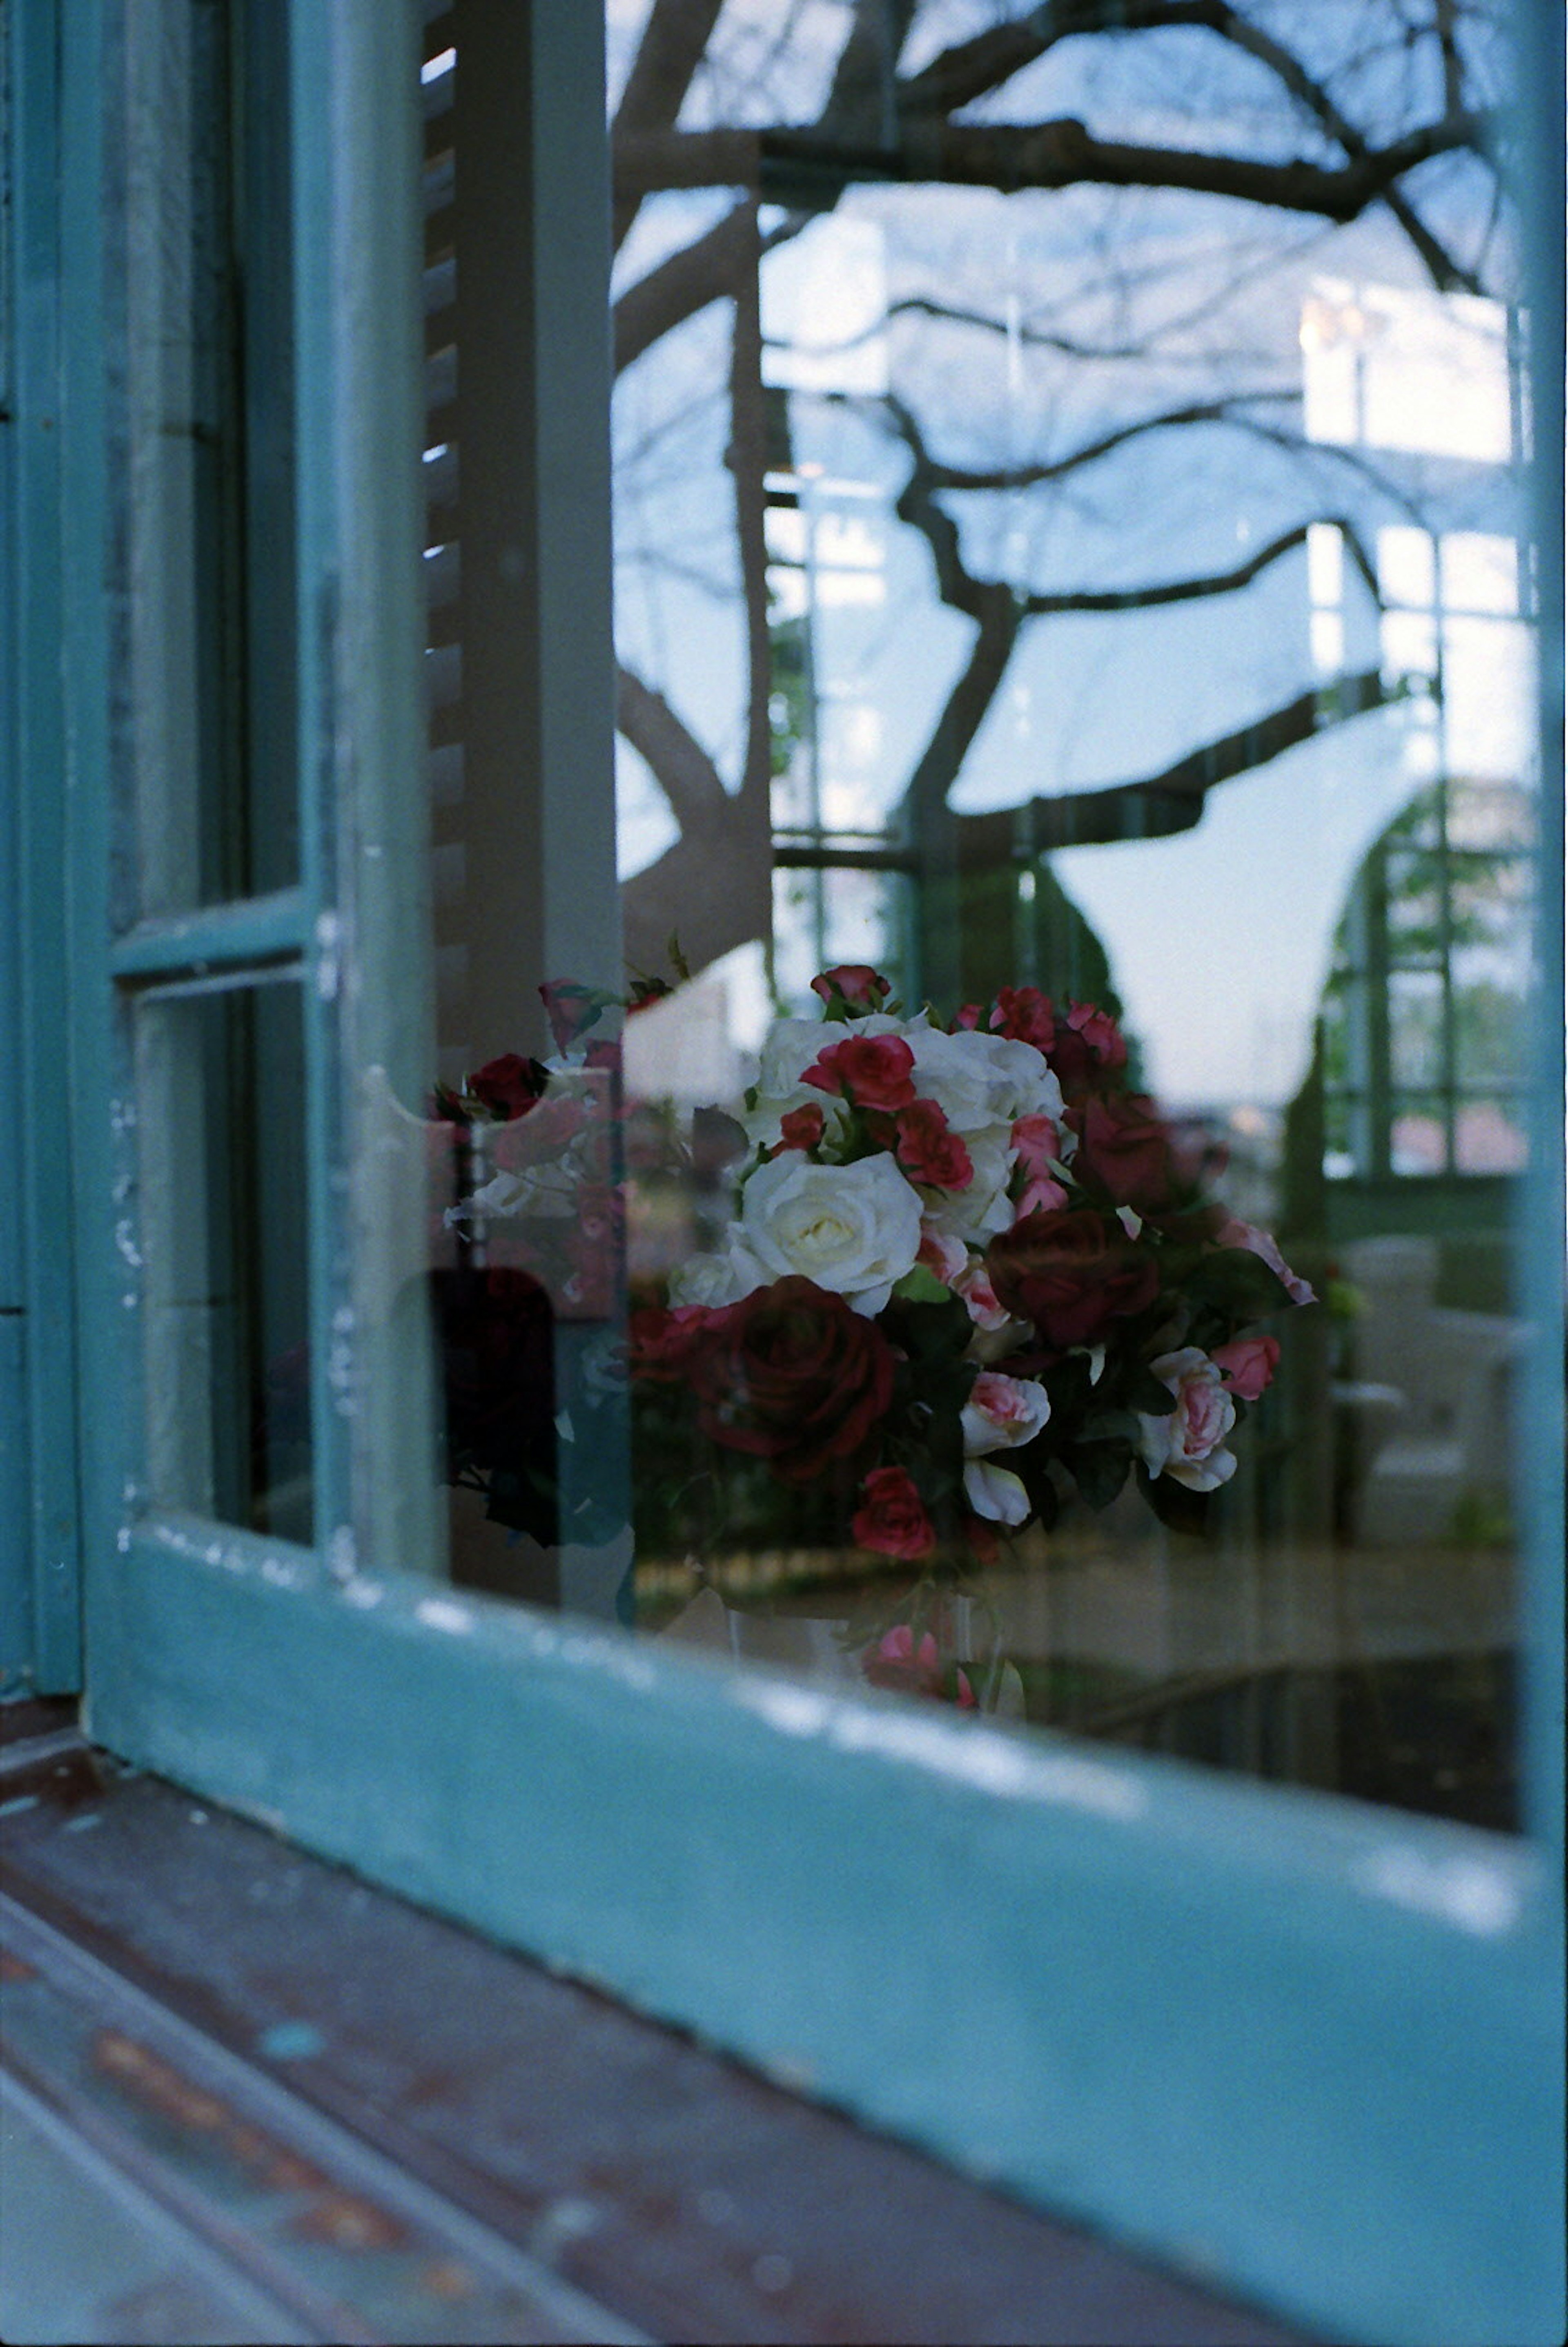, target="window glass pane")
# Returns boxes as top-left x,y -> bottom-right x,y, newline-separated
135,979 -> 313,1541
379,0 -> 1546,1838
122,0 -> 297,916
